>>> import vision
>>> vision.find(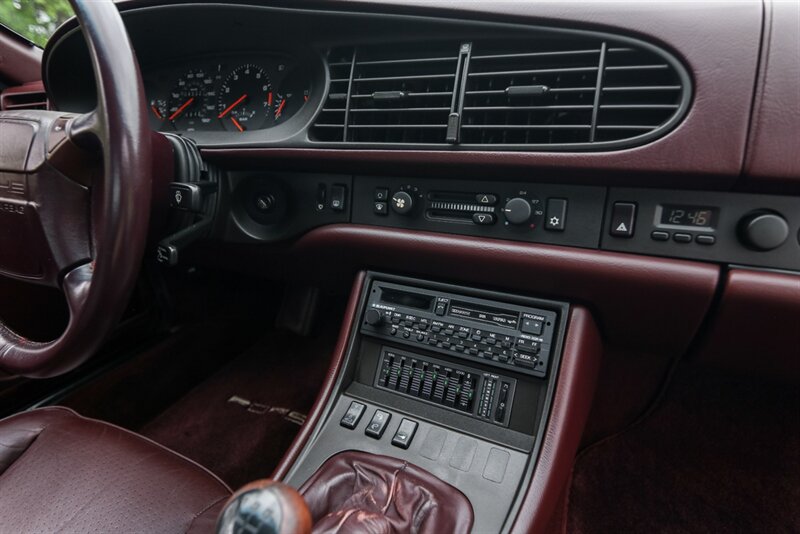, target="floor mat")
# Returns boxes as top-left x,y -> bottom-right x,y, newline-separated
567,364 -> 800,533
140,330 -> 335,489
